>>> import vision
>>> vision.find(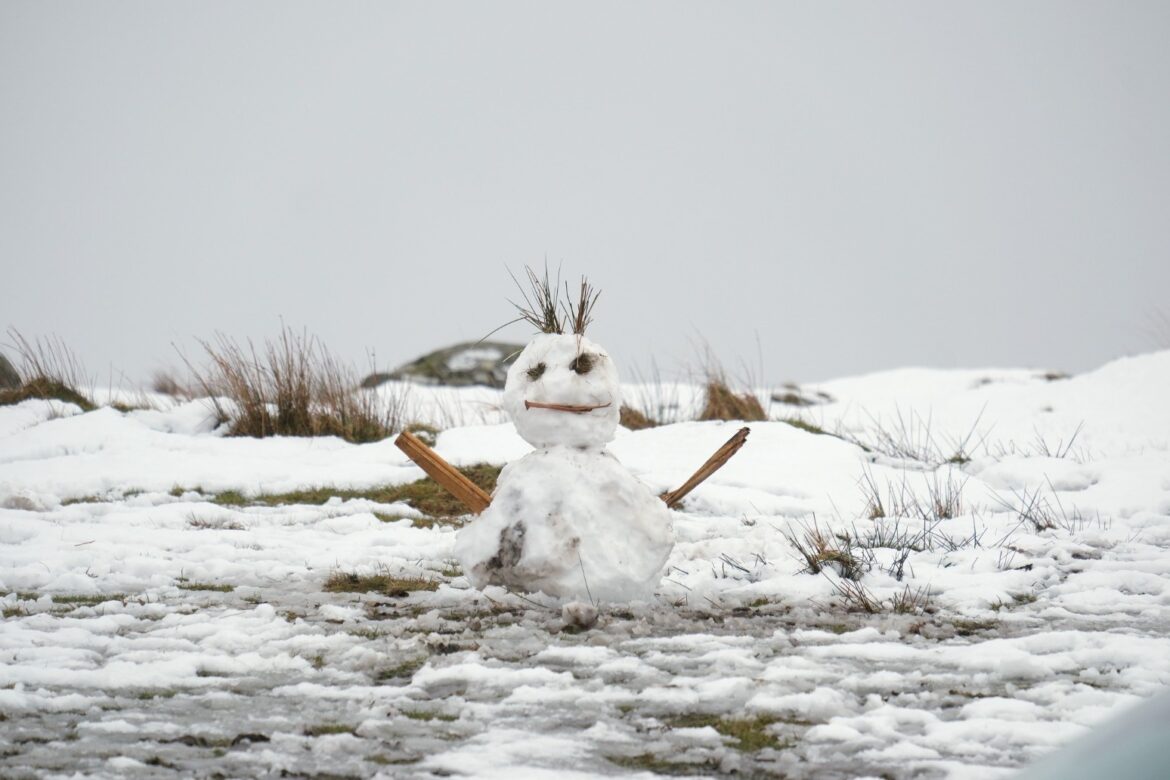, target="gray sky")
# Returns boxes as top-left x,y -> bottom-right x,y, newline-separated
3,2 -> 1168,387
